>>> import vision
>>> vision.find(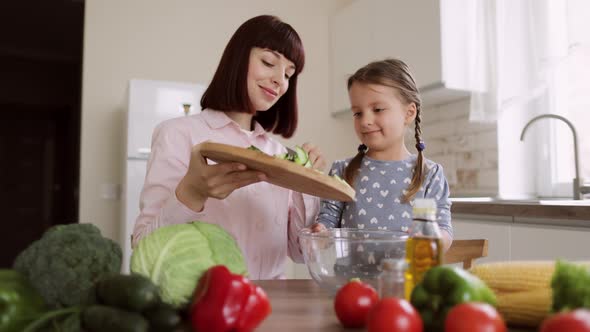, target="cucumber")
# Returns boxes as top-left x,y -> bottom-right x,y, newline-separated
275,145 -> 311,165
83,305 -> 149,332
274,152 -> 288,160
293,146 -> 309,165
170,321 -> 193,332
96,273 -> 160,312
143,302 -> 182,332
248,145 -> 263,153
276,153 -> 295,162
